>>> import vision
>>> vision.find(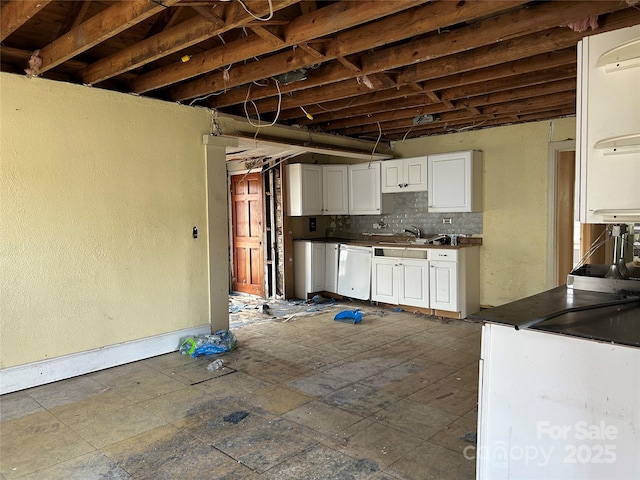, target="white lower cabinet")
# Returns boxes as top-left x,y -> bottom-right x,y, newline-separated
398,259 -> 430,308
428,248 -> 479,318
371,246 -> 480,318
371,256 -> 429,308
429,260 -> 458,312
371,257 -> 399,304
293,240 -> 325,299
324,242 -> 340,294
